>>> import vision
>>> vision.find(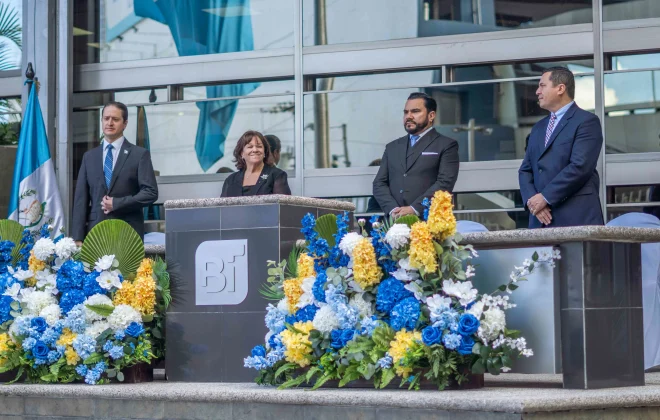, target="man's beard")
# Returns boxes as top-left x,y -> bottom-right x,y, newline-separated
404,118 -> 429,134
